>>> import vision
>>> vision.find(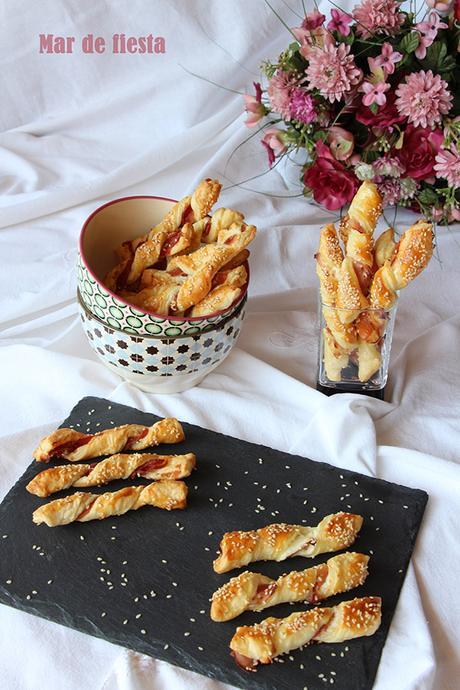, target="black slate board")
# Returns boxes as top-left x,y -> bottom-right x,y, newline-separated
0,396 -> 427,690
